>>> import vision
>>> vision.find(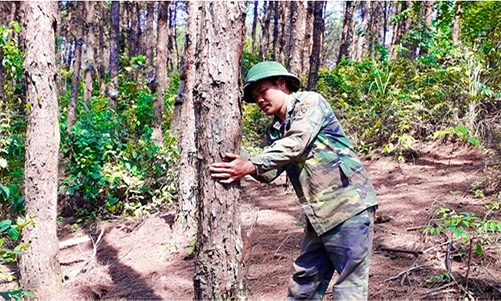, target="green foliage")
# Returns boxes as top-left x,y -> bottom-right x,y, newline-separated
0,290 -> 34,301
0,216 -> 32,296
427,271 -> 452,285
0,22 -> 24,106
60,92 -> 179,217
432,125 -> 481,147
0,112 -> 26,216
423,207 -> 501,253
